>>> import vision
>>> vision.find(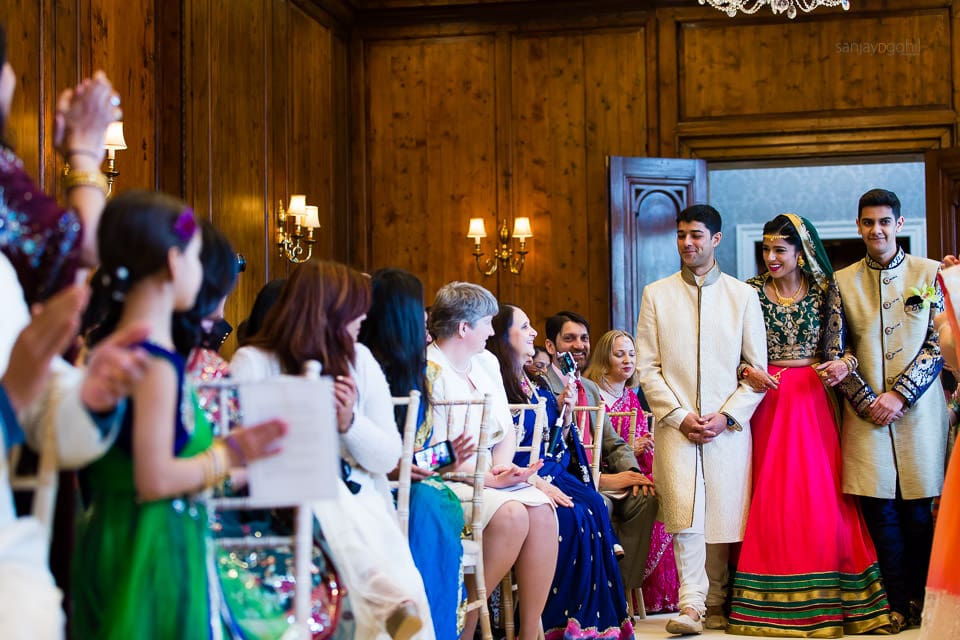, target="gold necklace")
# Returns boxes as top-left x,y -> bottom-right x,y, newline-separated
771,274 -> 805,306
